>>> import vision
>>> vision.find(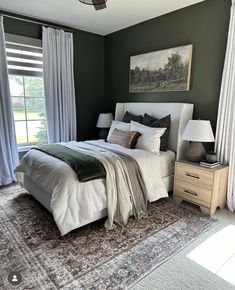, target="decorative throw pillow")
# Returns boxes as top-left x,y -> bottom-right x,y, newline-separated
130,121 -> 166,154
142,113 -> 171,151
122,111 -> 143,123
108,128 -> 141,149
107,120 -> 131,141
